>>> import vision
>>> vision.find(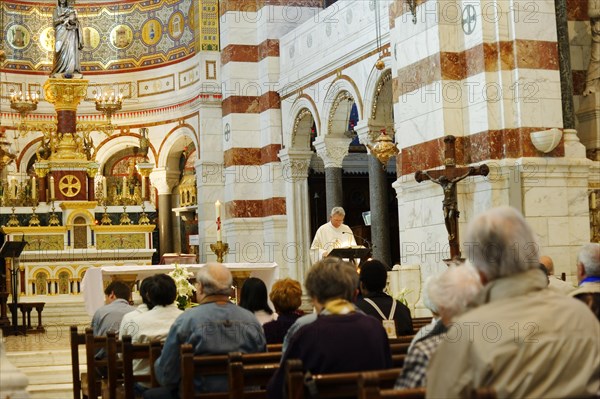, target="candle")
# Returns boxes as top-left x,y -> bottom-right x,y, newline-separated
215,200 -> 222,241
102,177 -> 108,199
49,176 -> 55,199
122,176 -> 127,195
141,177 -> 146,199
31,176 -> 36,200
592,192 -> 597,210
